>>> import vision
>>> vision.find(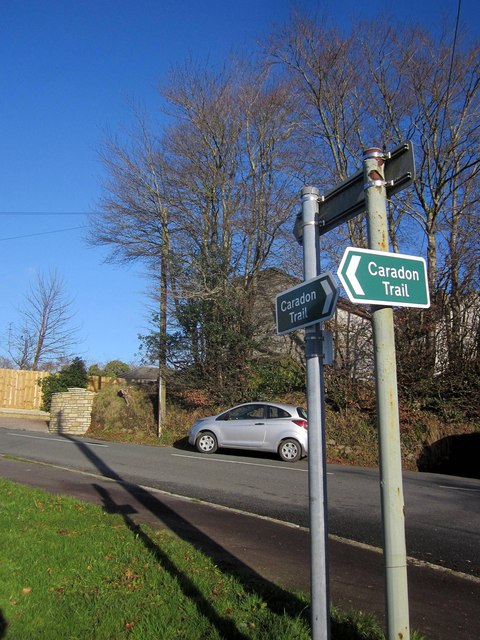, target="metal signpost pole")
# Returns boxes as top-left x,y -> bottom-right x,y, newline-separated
301,186 -> 330,640
363,149 -> 410,640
